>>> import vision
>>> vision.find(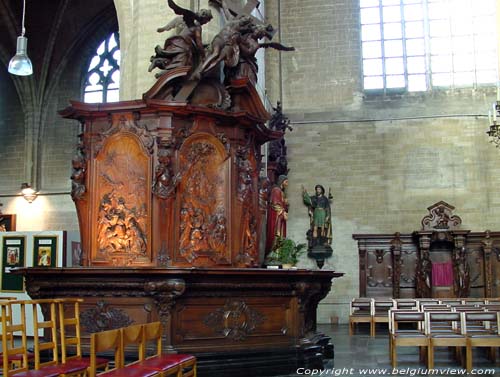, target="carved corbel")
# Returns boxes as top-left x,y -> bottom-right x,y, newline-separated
144,279 -> 186,350
294,281 -> 331,337
144,279 -> 186,324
